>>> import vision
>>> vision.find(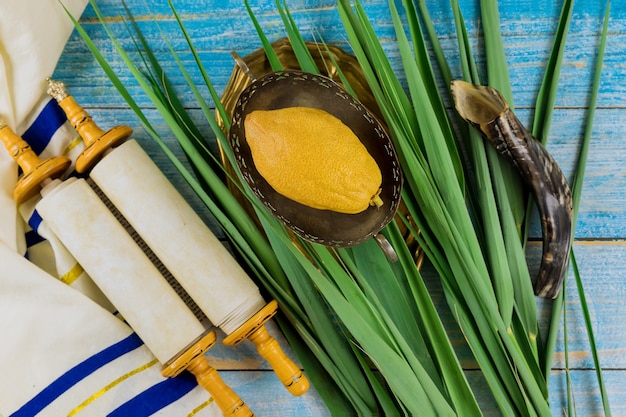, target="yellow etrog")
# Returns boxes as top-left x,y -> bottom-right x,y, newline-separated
244,106 -> 383,214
